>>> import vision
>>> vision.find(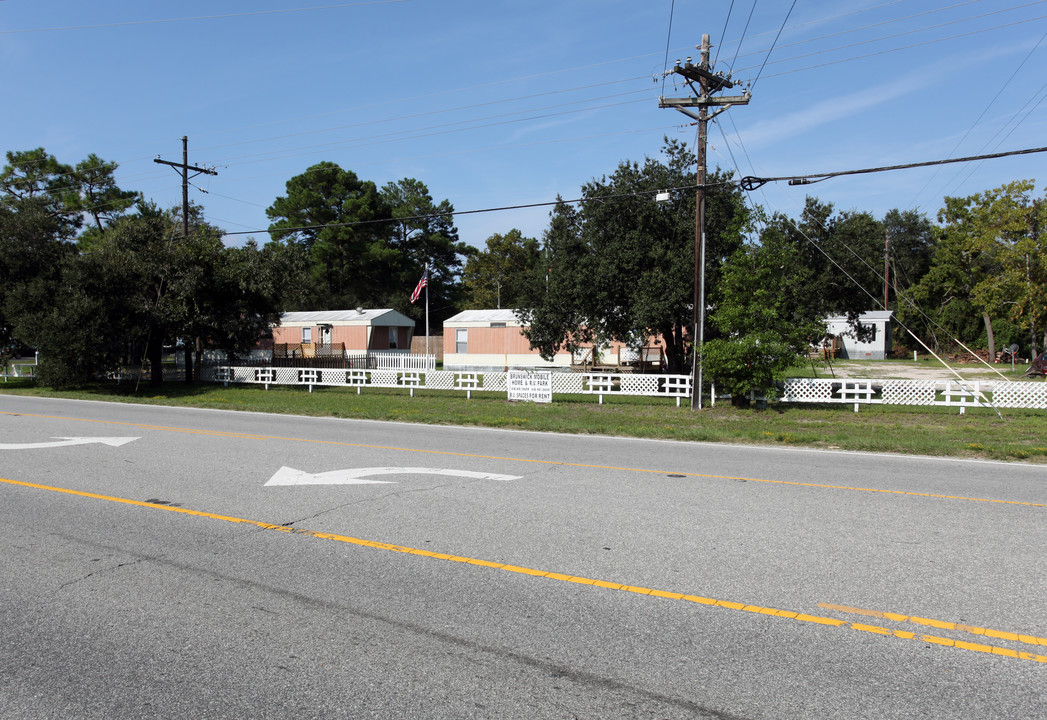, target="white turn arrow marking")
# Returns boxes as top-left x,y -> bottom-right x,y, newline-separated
0,436 -> 140,450
265,466 -> 522,486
